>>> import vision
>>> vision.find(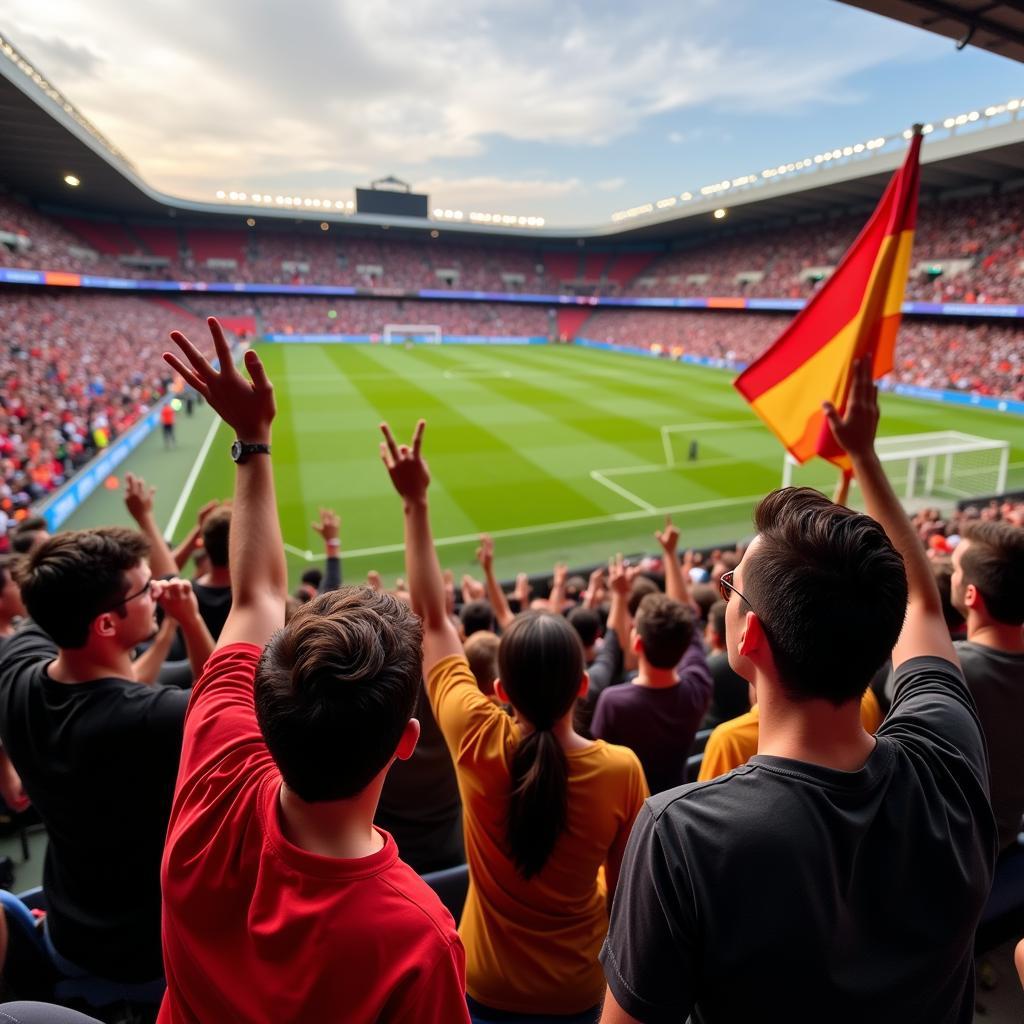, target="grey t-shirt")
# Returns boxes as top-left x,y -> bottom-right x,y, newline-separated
601,657 -> 997,1024
955,639 -> 1024,851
